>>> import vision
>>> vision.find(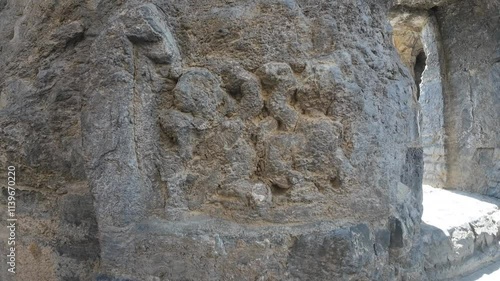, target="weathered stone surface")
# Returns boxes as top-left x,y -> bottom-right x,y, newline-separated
394,0 -> 459,9
422,185 -> 500,280
288,223 -> 375,280
0,0 -> 496,280
390,1 -> 500,195
389,8 -> 428,74
419,15 -> 447,188
436,0 -> 500,195
0,0 -> 422,279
